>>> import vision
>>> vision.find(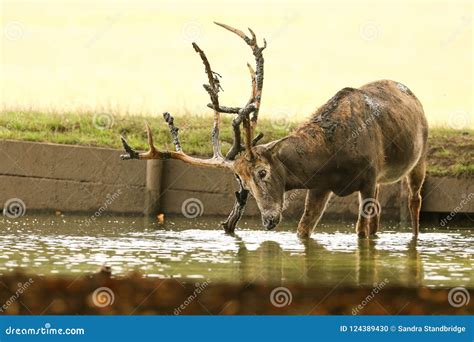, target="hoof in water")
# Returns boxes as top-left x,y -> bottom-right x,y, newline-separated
297,232 -> 310,239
